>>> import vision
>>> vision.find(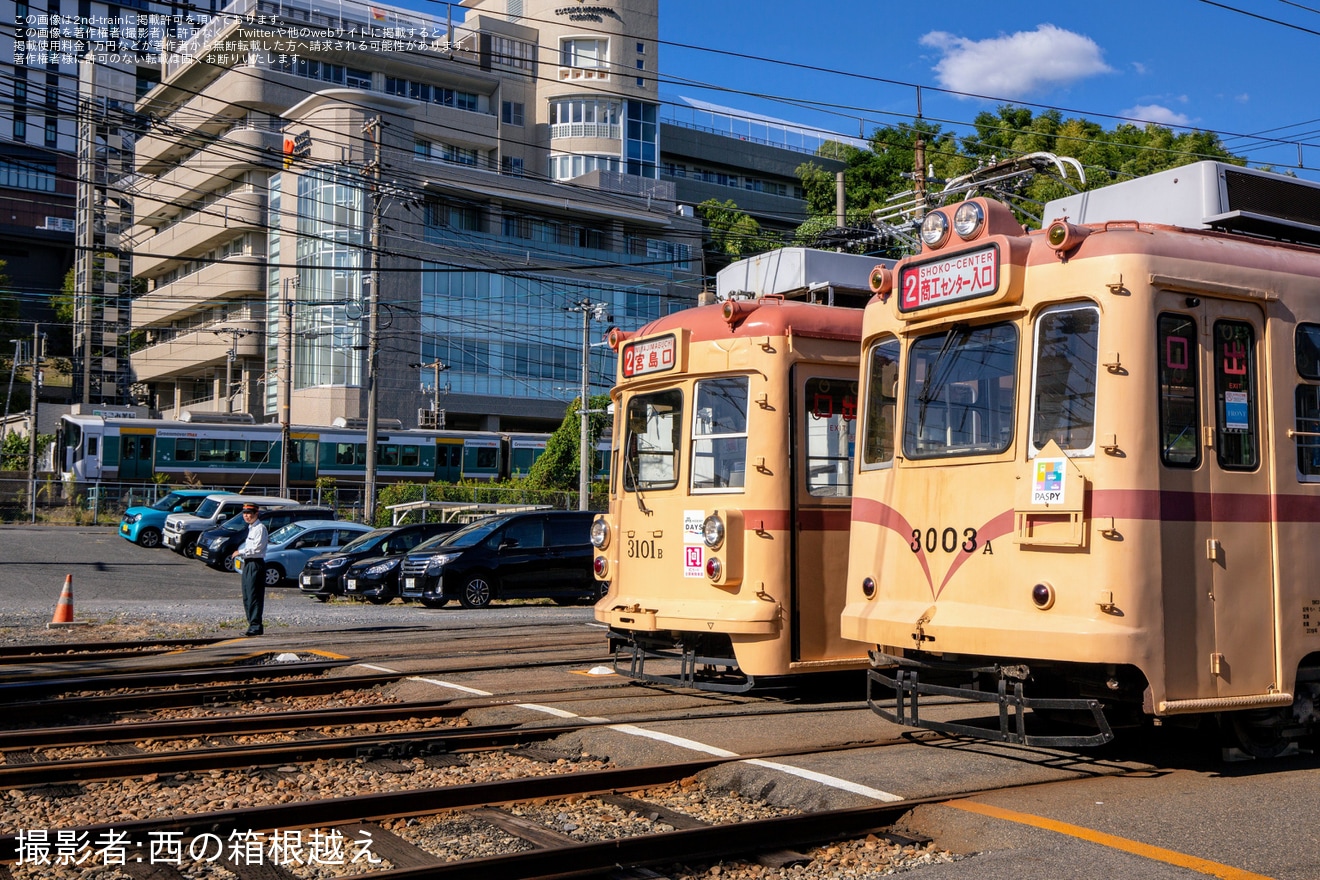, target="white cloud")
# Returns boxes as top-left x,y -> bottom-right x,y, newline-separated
1121,104 -> 1192,126
921,24 -> 1113,99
